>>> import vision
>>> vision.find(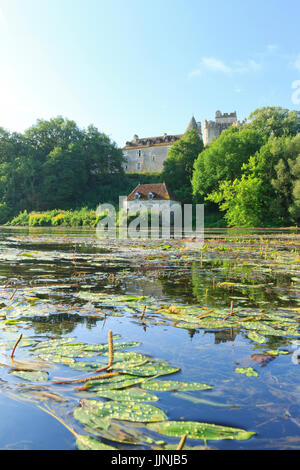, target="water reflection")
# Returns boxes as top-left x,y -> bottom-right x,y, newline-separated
0,227 -> 298,450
